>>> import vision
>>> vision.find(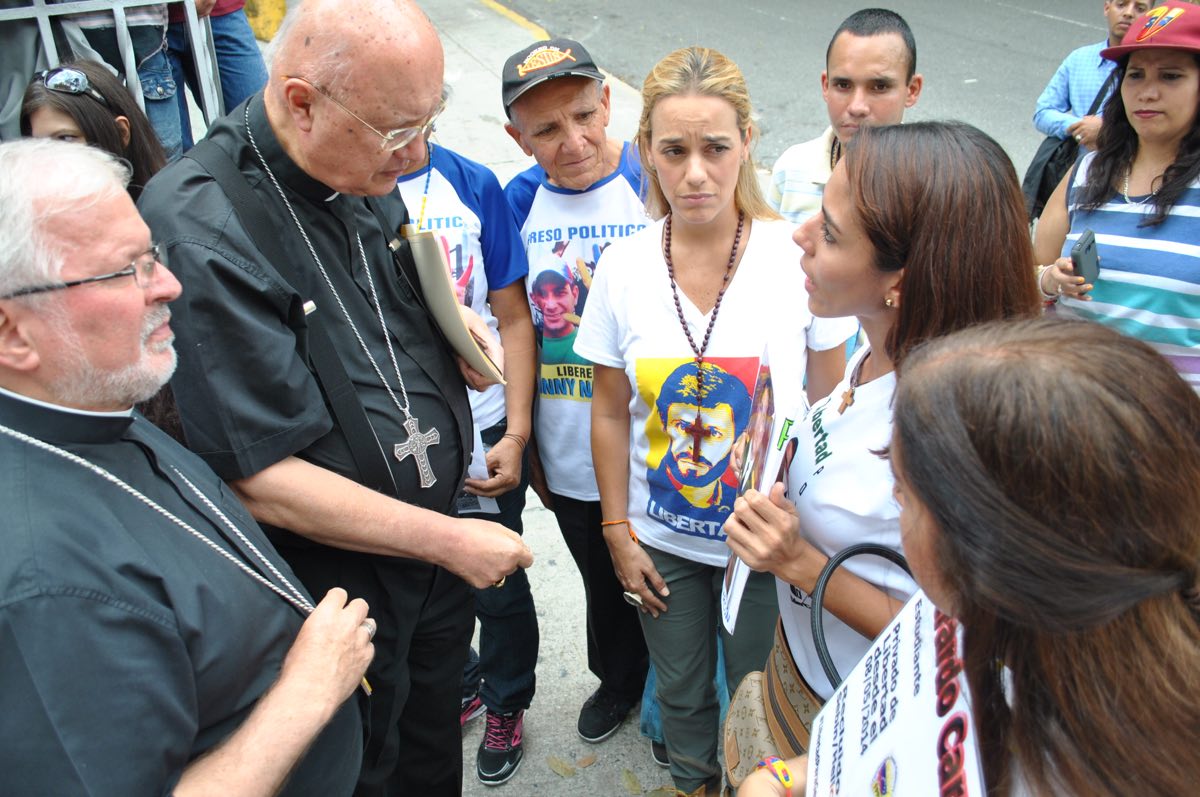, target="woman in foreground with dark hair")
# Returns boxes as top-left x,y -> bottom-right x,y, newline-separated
741,317 -> 1200,795
1035,1 -> 1200,392
21,59 -> 166,201
724,121 -> 1039,787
